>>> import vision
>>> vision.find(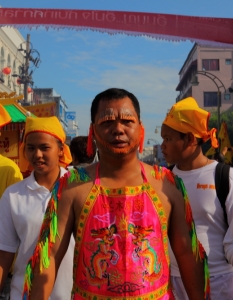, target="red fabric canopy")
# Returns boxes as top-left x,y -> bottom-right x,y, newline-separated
1,8 -> 232,46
